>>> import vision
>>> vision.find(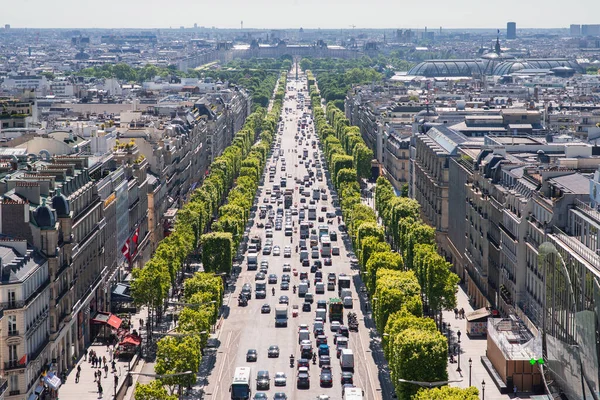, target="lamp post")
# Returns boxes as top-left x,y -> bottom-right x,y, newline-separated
468,358 -> 472,386
455,329 -> 462,374
482,379 -> 486,400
